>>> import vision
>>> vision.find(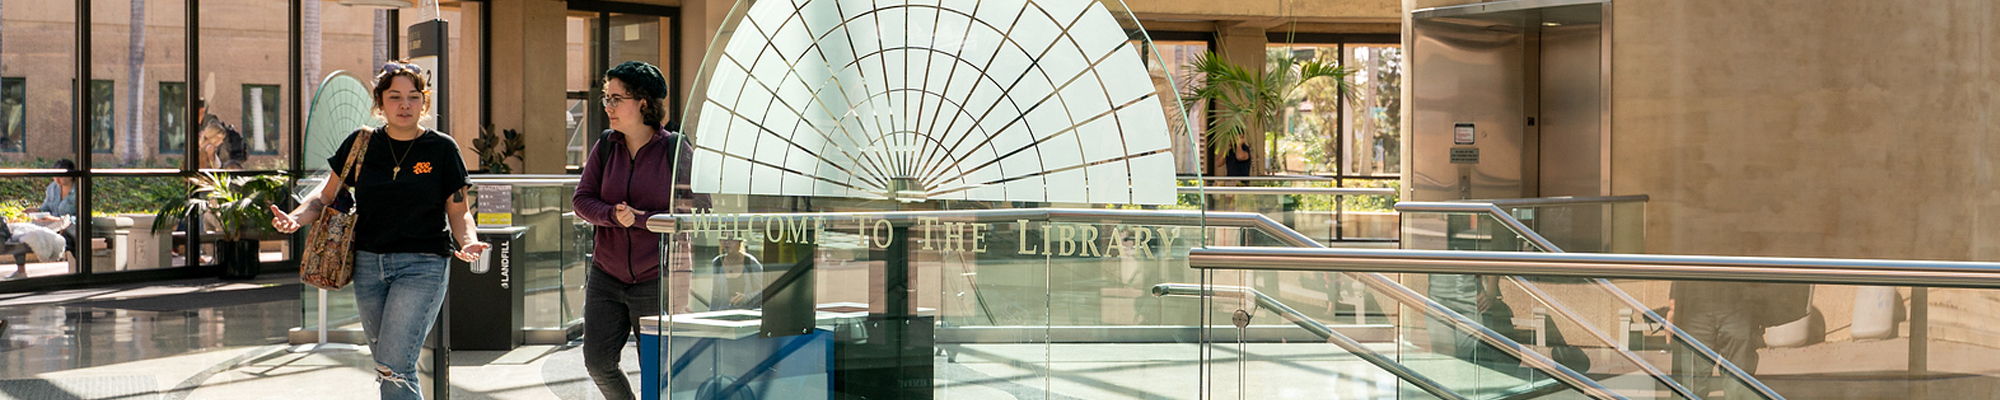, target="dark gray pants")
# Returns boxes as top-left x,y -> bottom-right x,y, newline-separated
584,267 -> 661,400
